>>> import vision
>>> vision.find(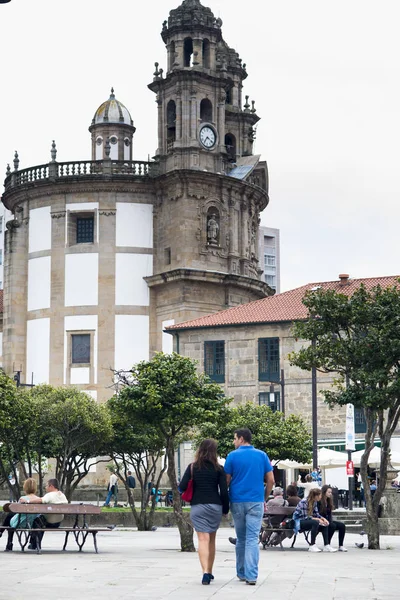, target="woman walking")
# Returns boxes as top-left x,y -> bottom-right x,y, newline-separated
318,485 -> 347,551
179,439 -> 229,585
293,488 -> 337,552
